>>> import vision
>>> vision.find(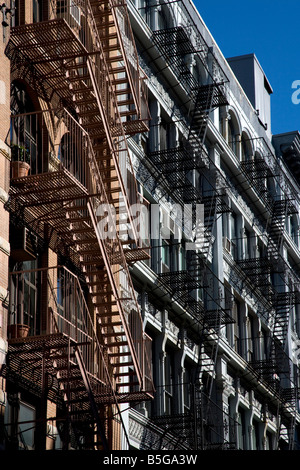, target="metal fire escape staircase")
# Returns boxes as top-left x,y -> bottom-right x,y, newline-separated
238,145 -> 300,448
150,21 -> 229,261
239,145 -> 297,348
5,0 -> 154,427
139,20 -> 234,450
6,267 -> 128,449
